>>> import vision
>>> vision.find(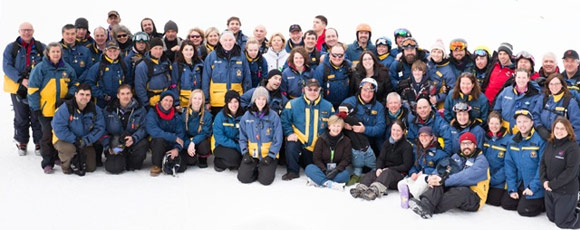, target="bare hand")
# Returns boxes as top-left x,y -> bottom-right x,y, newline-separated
429,96 -> 437,105
205,104 -> 211,111
124,136 -> 134,147
522,188 -> 534,196
411,173 -> 419,181
187,142 -> 196,157
352,122 -> 365,133
287,134 -> 298,142
427,175 -> 442,187
396,52 -> 403,61
167,148 -> 179,159
543,181 -> 552,192
22,78 -> 29,88
376,169 -> 383,177
510,192 -> 519,200
171,45 -> 180,52
344,123 -> 352,131
176,137 -> 184,148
